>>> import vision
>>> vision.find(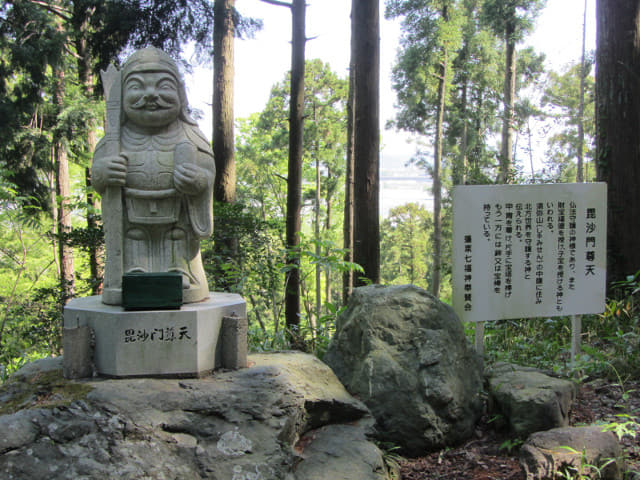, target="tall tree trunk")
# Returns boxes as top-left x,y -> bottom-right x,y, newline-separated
595,0 -> 640,288
343,67 -> 356,299
499,23 -> 516,184
74,10 -> 103,294
213,0 -> 236,203
432,49 -> 447,298
284,0 -> 306,342
454,31 -> 469,186
325,189 -> 332,308
55,142 -> 74,303
212,0 -> 238,280
54,67 -> 75,304
577,0 -> 587,183
343,3 -> 356,302
409,222 -> 416,284
314,137 -> 321,330
352,0 -> 380,286
474,93 -> 485,173
49,168 -> 60,279
458,79 -> 468,185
